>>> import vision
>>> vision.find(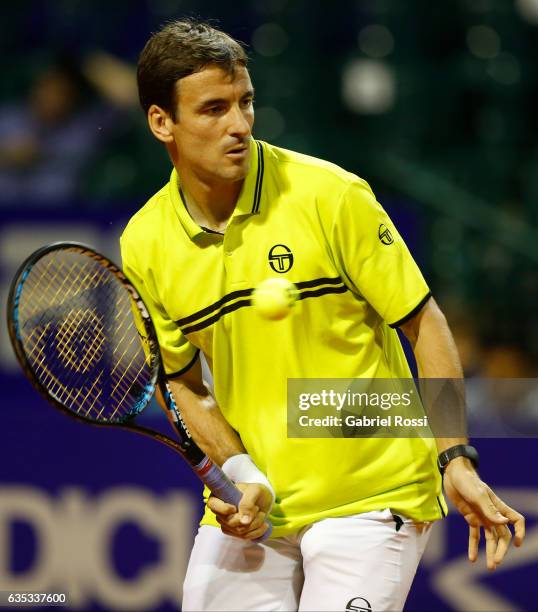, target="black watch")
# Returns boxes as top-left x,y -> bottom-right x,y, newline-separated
437,444 -> 479,474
